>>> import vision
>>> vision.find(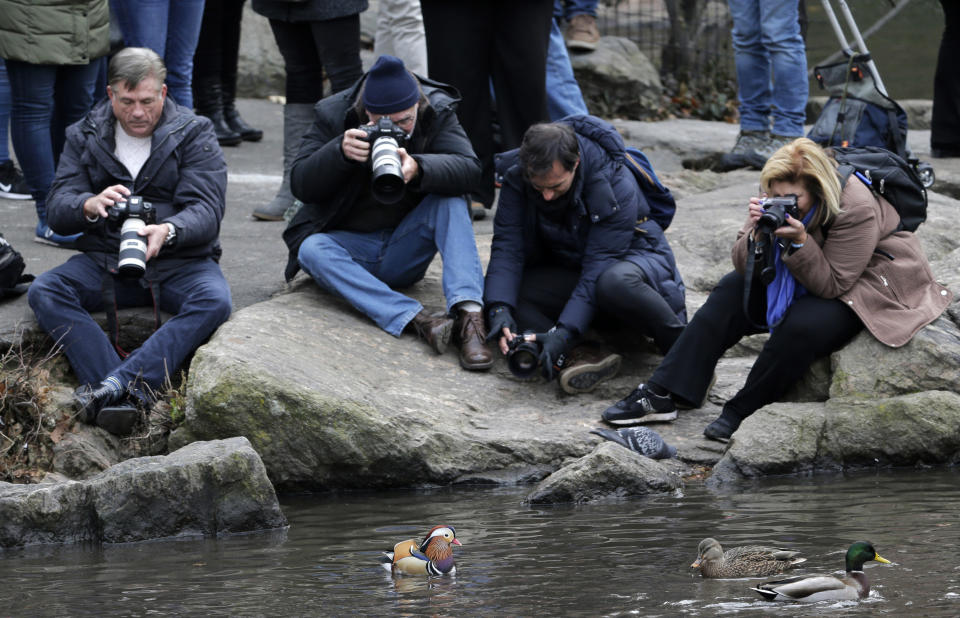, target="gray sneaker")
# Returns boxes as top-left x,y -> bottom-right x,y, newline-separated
720,130 -> 769,170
